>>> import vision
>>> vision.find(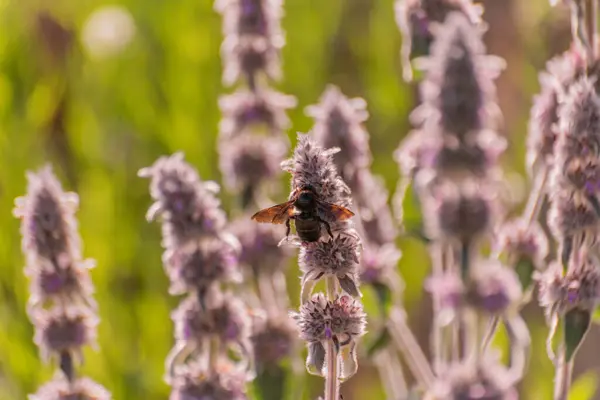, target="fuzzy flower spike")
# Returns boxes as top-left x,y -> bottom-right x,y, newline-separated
14,165 -> 110,399
394,0 -> 483,82
140,153 -> 251,397
276,133 -> 366,400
